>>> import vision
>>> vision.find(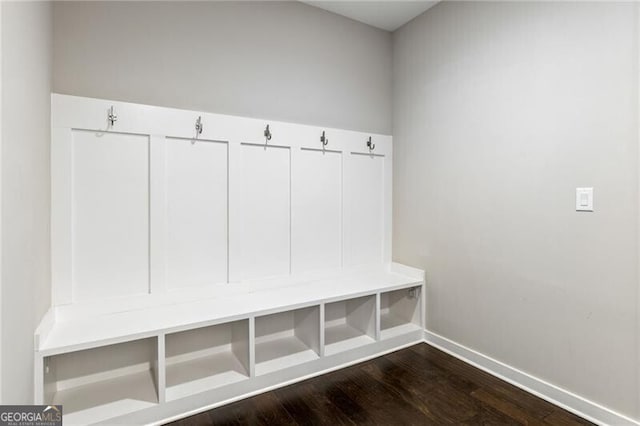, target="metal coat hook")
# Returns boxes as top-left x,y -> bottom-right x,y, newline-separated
264,124 -> 272,142
108,106 -> 118,126
366,136 -> 375,151
195,116 -> 203,137
320,131 -> 328,147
